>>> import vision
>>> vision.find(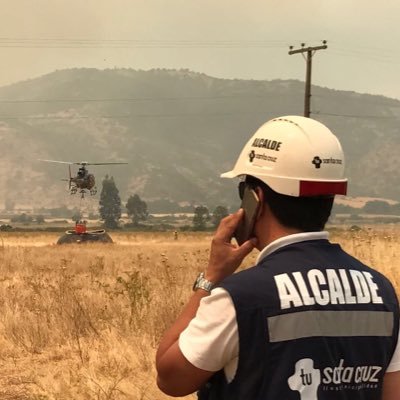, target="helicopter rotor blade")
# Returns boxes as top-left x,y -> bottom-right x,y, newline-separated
39,159 -> 91,166
85,162 -> 128,166
39,159 -> 128,166
39,159 -> 74,165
